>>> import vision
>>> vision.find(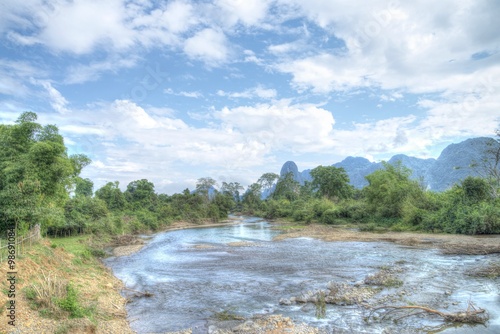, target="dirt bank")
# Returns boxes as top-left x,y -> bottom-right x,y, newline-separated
273,223 -> 500,254
0,239 -> 133,334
